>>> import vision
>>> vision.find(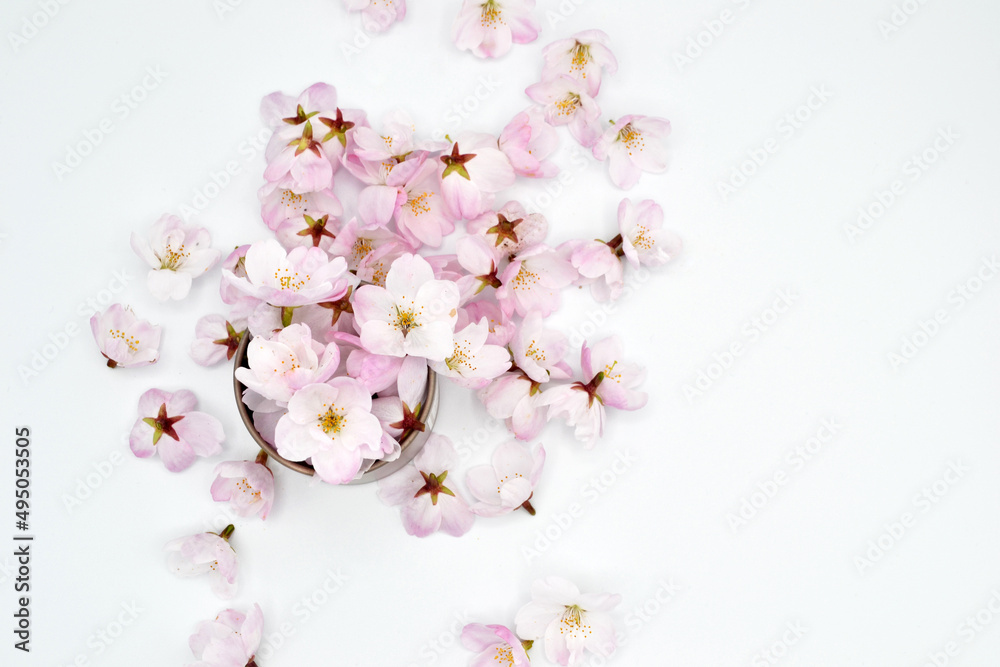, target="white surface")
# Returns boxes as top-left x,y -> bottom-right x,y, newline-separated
2,1 -> 1000,665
